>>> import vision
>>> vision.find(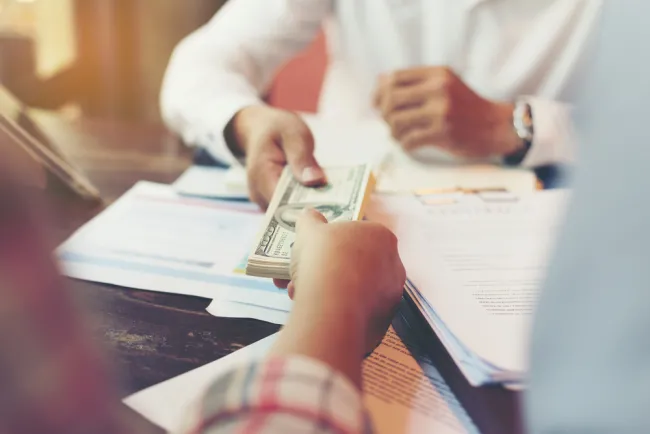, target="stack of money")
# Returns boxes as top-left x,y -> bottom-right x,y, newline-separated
246,164 -> 375,280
